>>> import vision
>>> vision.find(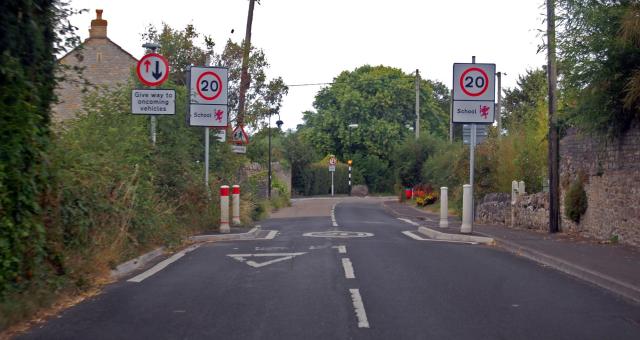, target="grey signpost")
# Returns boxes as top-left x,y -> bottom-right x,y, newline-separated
452,57 -> 496,230
329,155 -> 337,196
188,65 -> 229,188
